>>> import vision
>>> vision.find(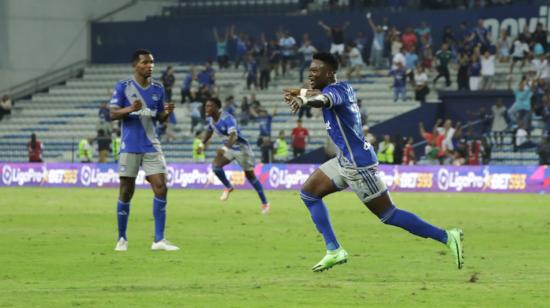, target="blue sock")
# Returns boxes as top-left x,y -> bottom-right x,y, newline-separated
153,197 -> 167,242
117,200 -> 130,240
250,178 -> 268,204
300,190 -> 340,250
381,205 -> 448,244
213,166 -> 232,189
